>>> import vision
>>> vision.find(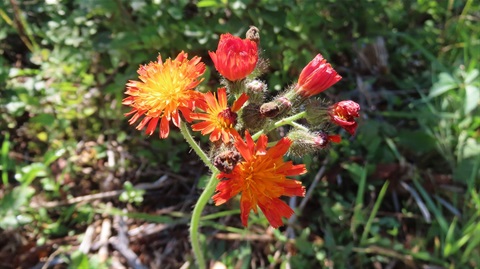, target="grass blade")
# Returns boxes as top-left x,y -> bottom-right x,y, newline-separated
1,133 -> 10,186
351,165 -> 368,235
360,181 -> 390,245
412,176 -> 449,233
